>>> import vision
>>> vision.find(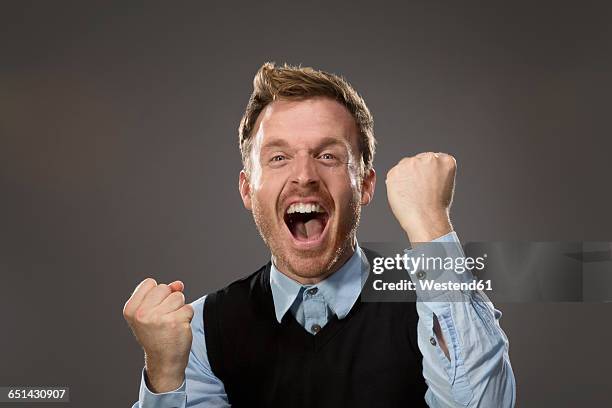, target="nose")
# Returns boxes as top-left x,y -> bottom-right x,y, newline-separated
290,153 -> 320,187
